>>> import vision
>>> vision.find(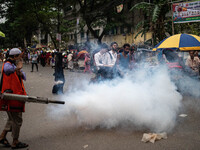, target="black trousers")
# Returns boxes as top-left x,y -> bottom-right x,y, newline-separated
40,58 -> 46,67
96,67 -> 114,79
96,66 -> 123,80
32,63 -> 38,71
